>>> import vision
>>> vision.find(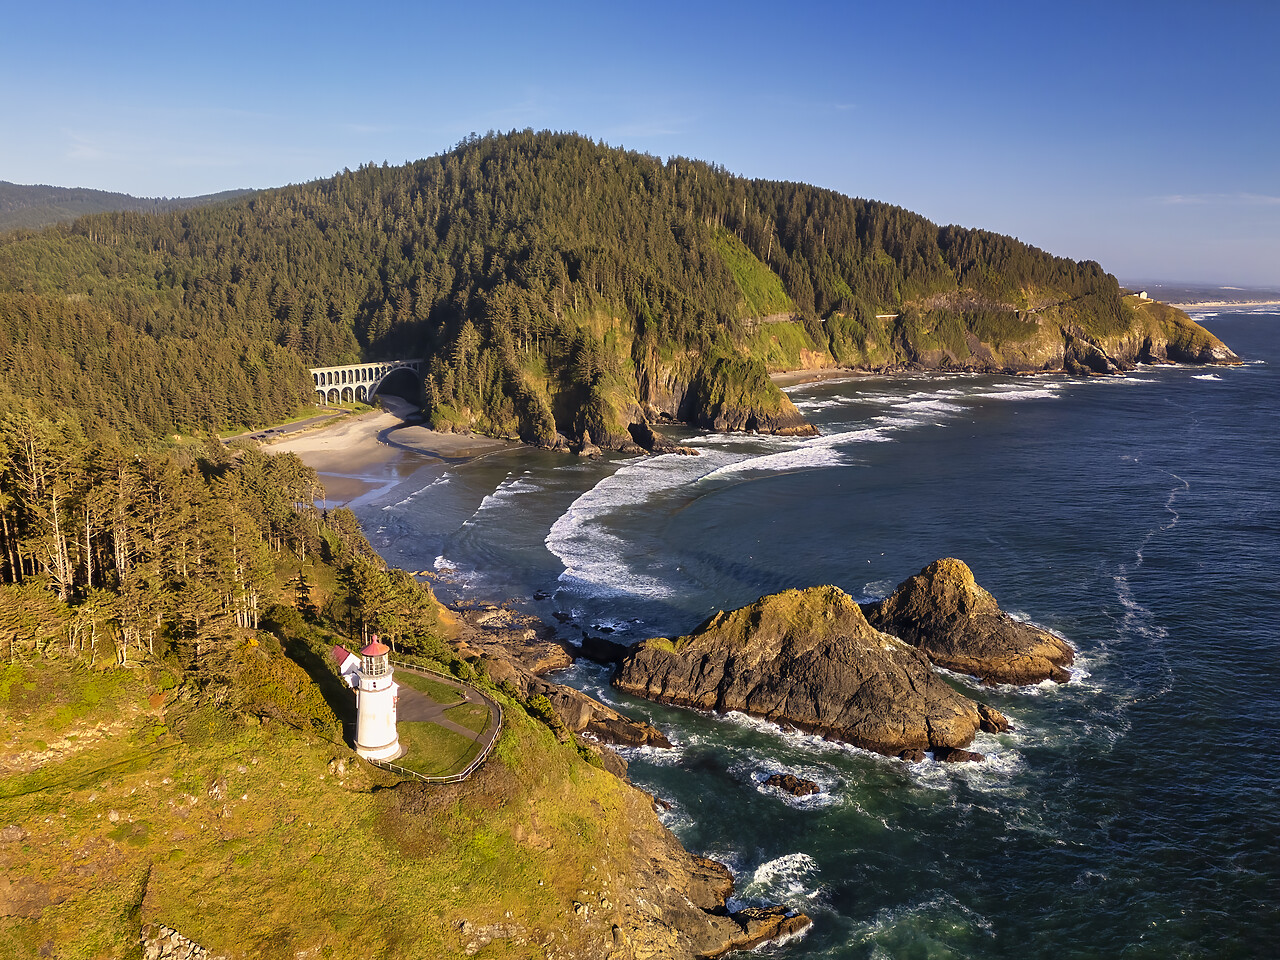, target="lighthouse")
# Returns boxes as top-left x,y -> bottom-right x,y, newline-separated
351,637 -> 400,761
